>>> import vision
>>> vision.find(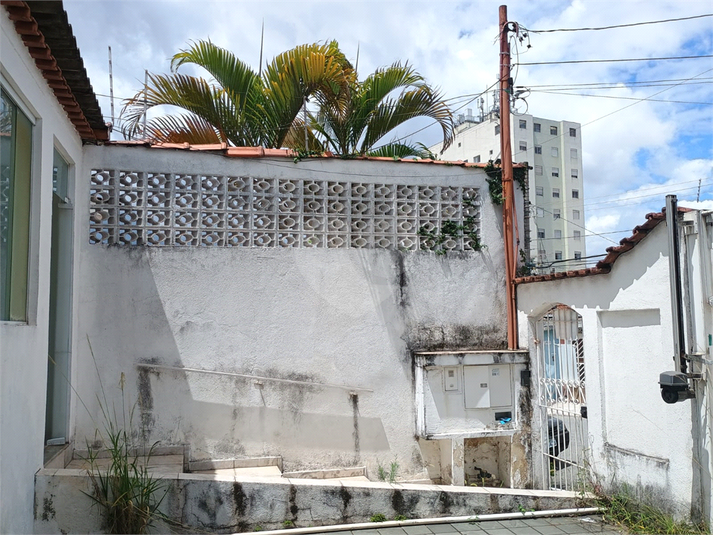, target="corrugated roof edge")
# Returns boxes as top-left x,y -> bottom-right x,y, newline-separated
515,207 -> 692,285
2,0 -> 108,141
105,141 -> 529,168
